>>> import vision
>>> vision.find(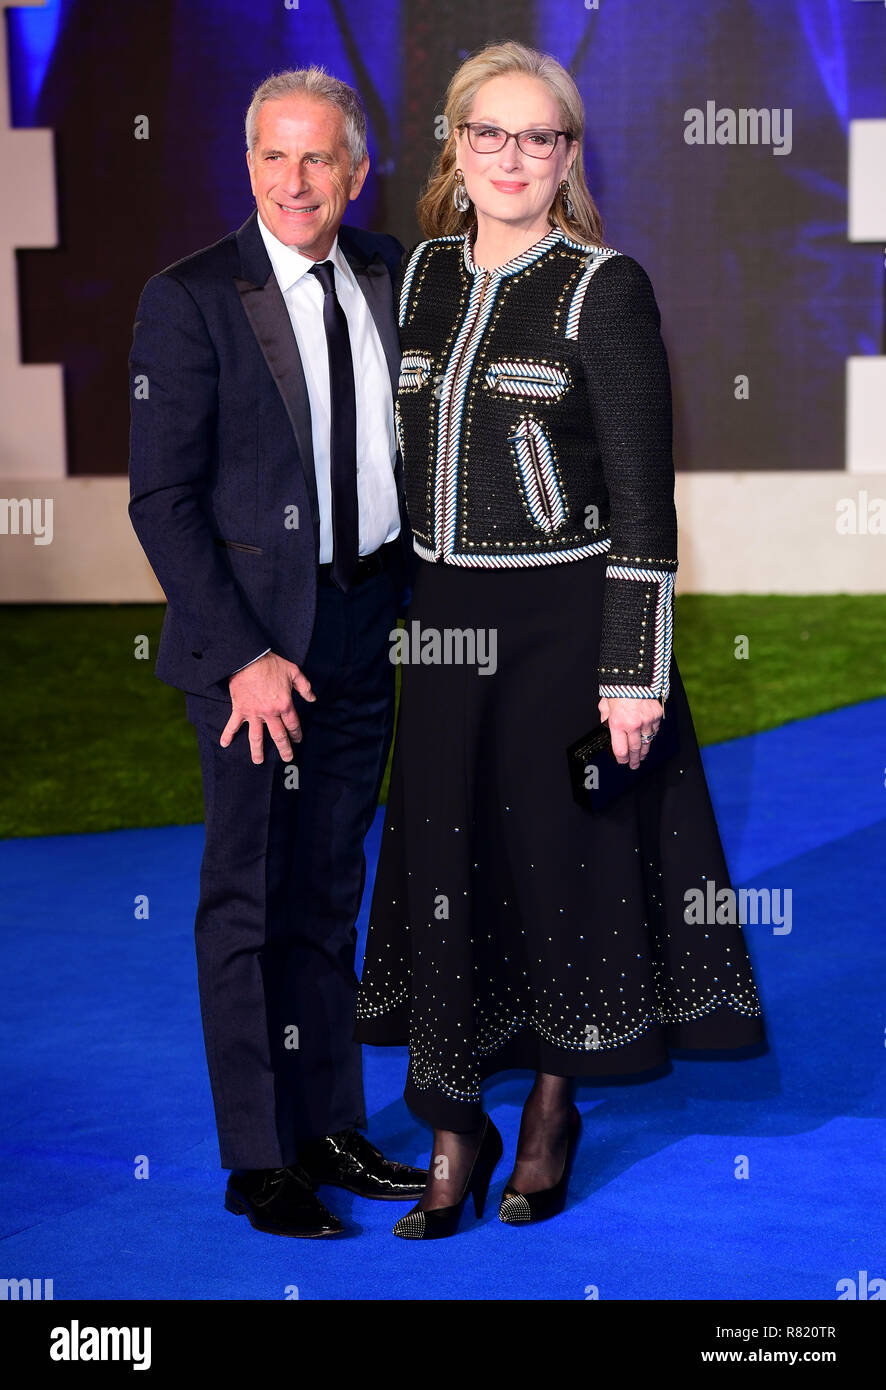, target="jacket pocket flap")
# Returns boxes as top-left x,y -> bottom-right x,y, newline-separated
485,360 -> 572,401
